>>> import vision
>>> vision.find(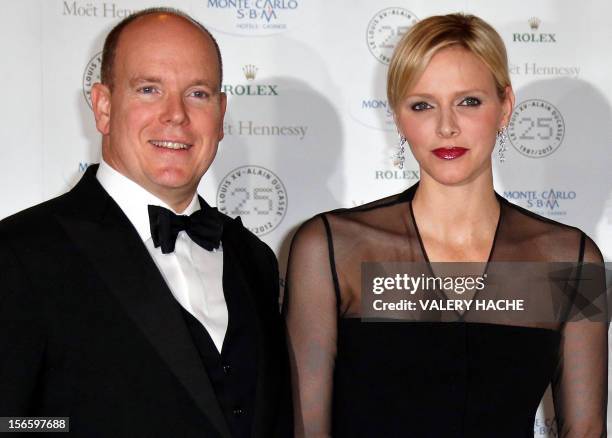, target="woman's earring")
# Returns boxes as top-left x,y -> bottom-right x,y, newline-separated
393,134 -> 407,169
497,126 -> 508,163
